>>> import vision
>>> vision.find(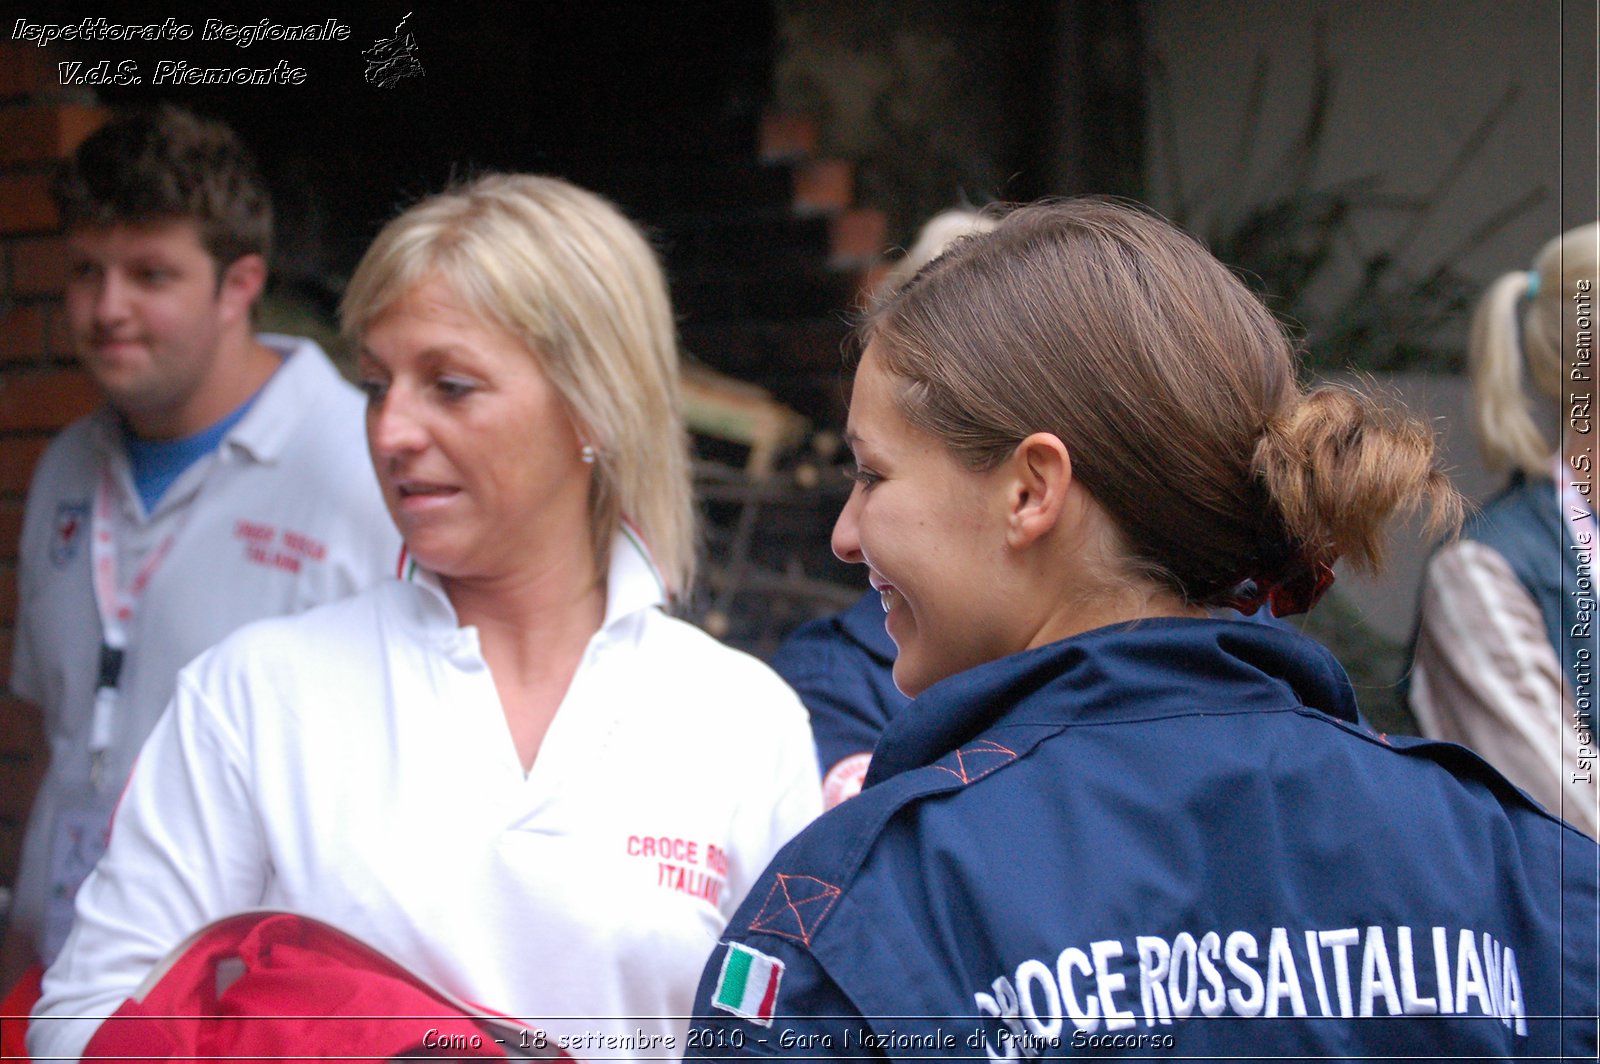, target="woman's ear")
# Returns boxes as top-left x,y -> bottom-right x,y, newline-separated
1005,432 -> 1072,550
